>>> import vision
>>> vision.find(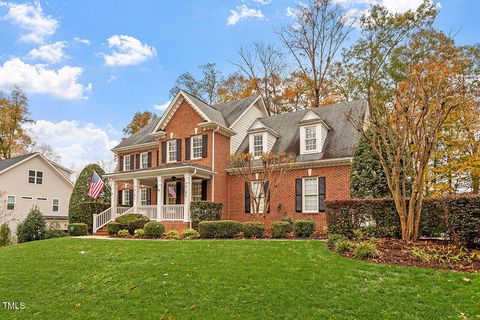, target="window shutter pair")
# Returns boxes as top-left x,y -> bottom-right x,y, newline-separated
294,177 -> 326,213
129,189 -> 134,207
135,154 -> 140,169
119,156 -> 124,172
176,139 -> 182,161
161,142 -> 167,163
201,179 -> 208,201
185,137 -> 191,160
